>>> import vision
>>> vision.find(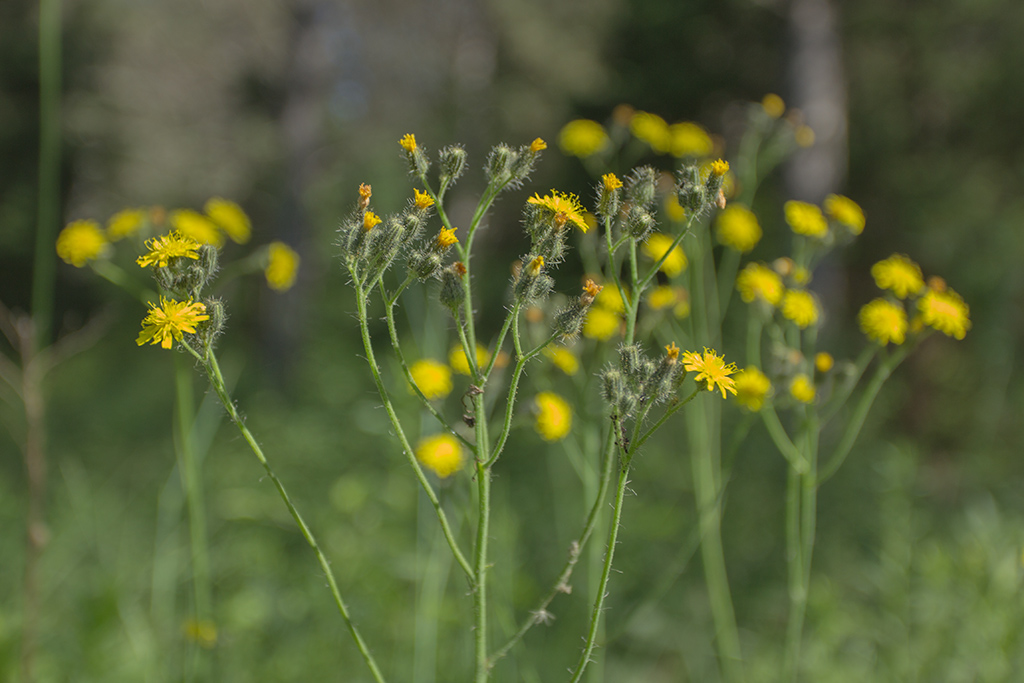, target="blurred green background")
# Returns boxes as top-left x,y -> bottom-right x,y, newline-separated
2,0 -> 1023,680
